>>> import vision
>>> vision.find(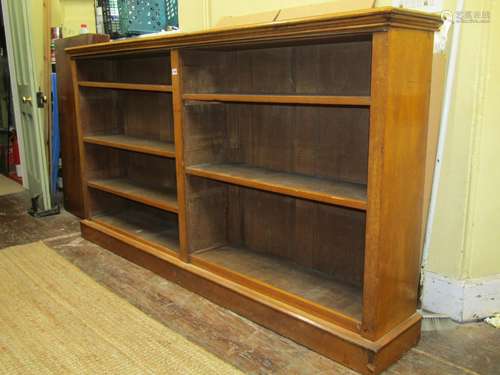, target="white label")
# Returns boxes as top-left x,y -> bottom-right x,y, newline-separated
171,68 -> 178,75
